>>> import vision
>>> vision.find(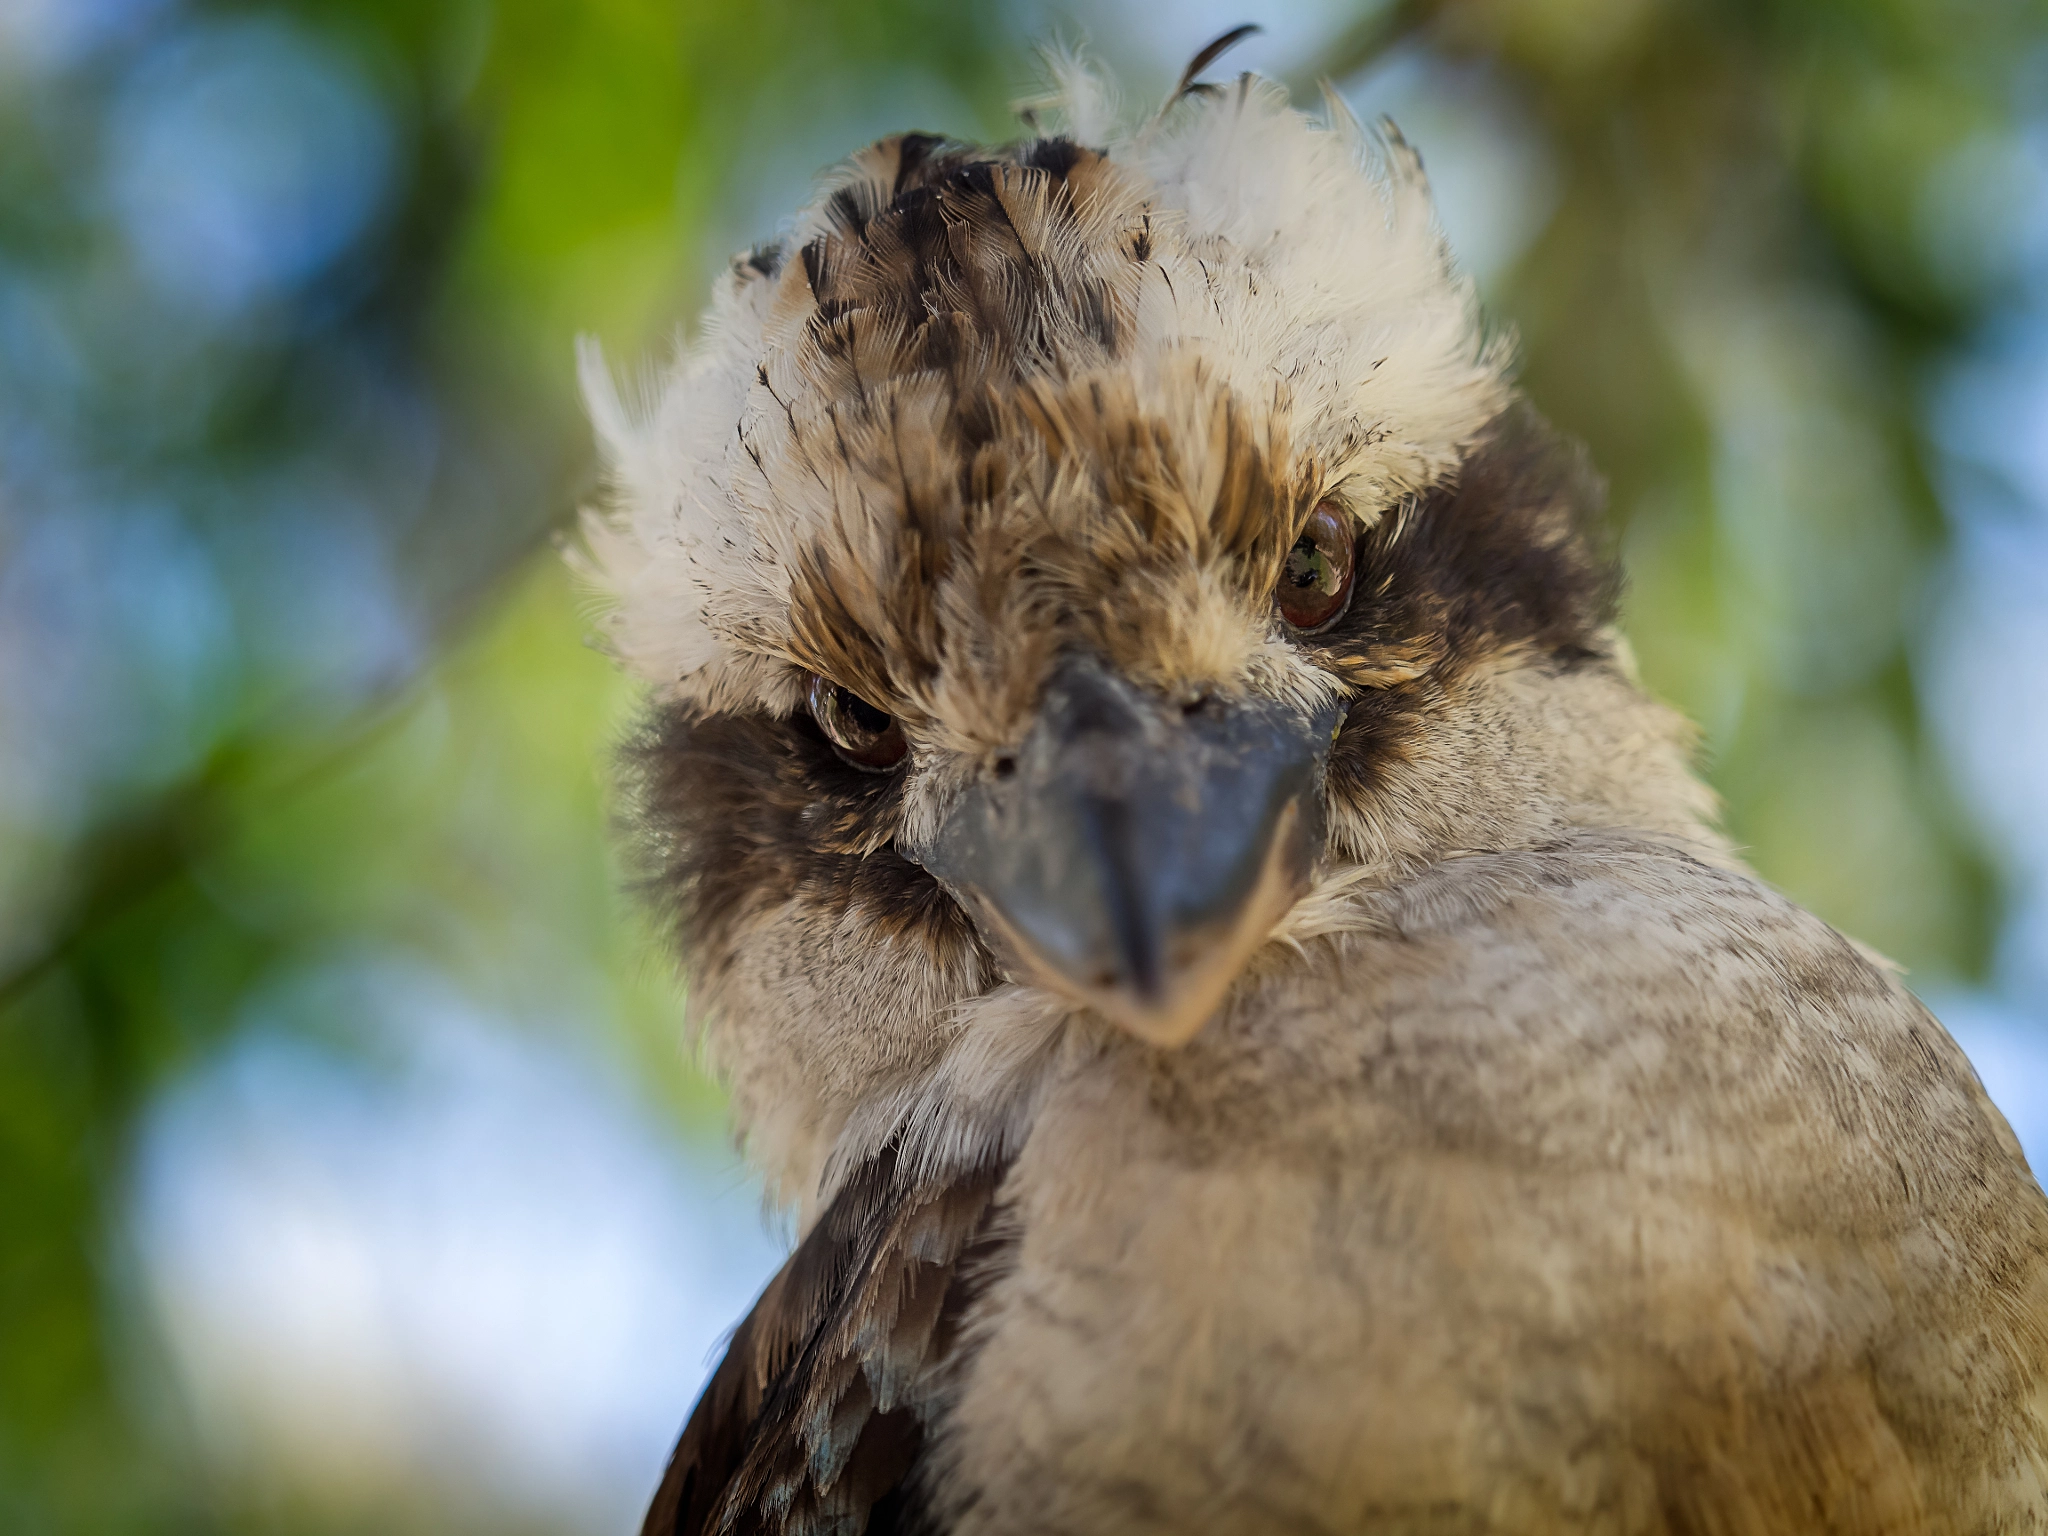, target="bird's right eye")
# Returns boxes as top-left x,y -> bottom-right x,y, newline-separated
808,674 -> 909,771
